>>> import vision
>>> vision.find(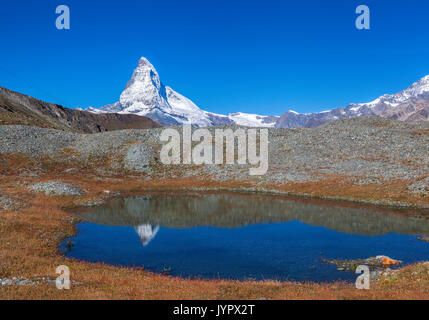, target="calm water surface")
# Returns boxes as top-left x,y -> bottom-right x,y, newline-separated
61,193 -> 429,282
